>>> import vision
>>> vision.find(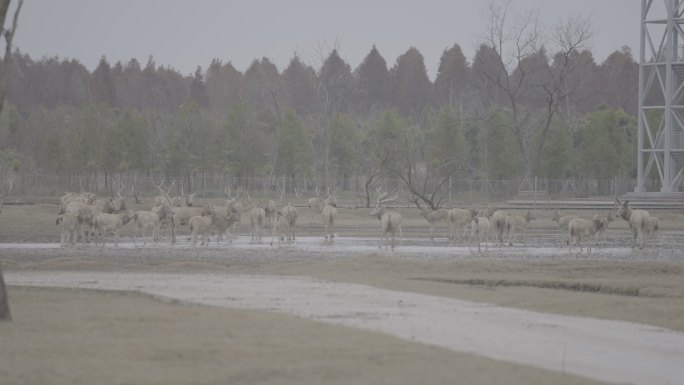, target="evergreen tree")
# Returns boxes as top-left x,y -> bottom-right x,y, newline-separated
426,108 -> 468,177
579,108 -> 637,178
275,110 -> 313,178
434,44 -> 469,110
91,55 -> 117,106
354,45 -> 390,113
282,54 -> 317,116
390,47 -> 432,118
190,66 -> 210,108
